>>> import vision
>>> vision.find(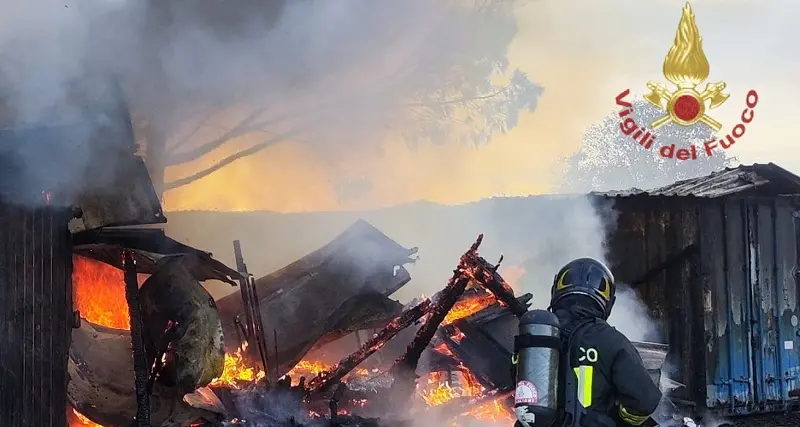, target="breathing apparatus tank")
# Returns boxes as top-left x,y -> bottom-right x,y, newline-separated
513,309 -> 561,427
